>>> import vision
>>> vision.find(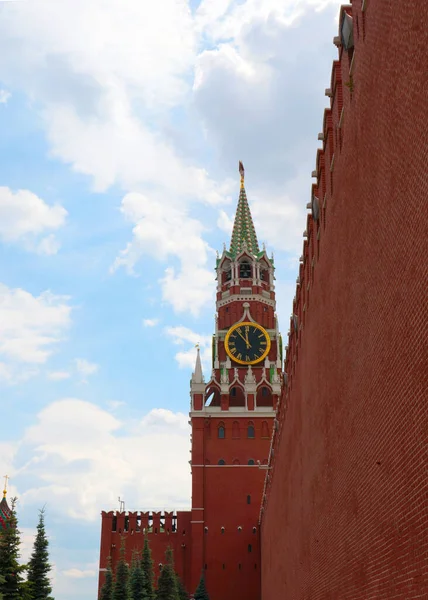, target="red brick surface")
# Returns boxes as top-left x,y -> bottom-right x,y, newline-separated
261,1 -> 428,598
